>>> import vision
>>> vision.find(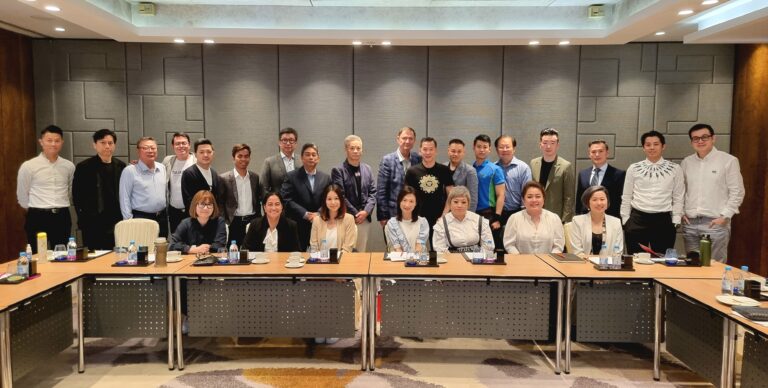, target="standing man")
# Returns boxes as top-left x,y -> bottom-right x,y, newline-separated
495,134 -> 532,225
681,123 -> 744,262
621,130 -> 684,255
472,134 -> 506,248
376,126 -> 421,227
73,129 -> 127,250
575,140 -> 625,219
446,139 -> 478,211
281,143 -> 331,251
261,127 -> 301,193
530,128 -> 575,223
331,135 -> 377,251
162,132 -> 196,233
17,125 -> 75,251
181,138 -> 220,213
119,137 -> 168,237
218,144 -> 263,246
405,137 -> 454,244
